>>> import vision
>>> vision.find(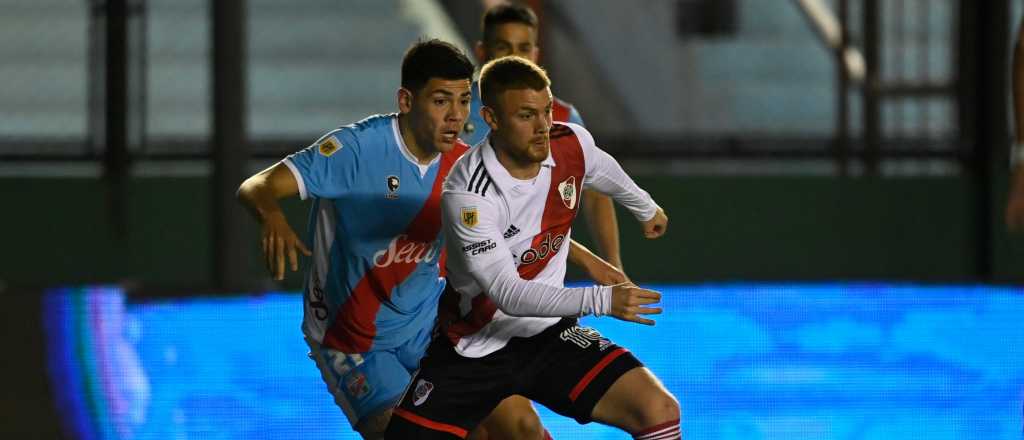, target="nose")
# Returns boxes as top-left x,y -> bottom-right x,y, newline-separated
447,102 -> 467,122
537,111 -> 551,133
